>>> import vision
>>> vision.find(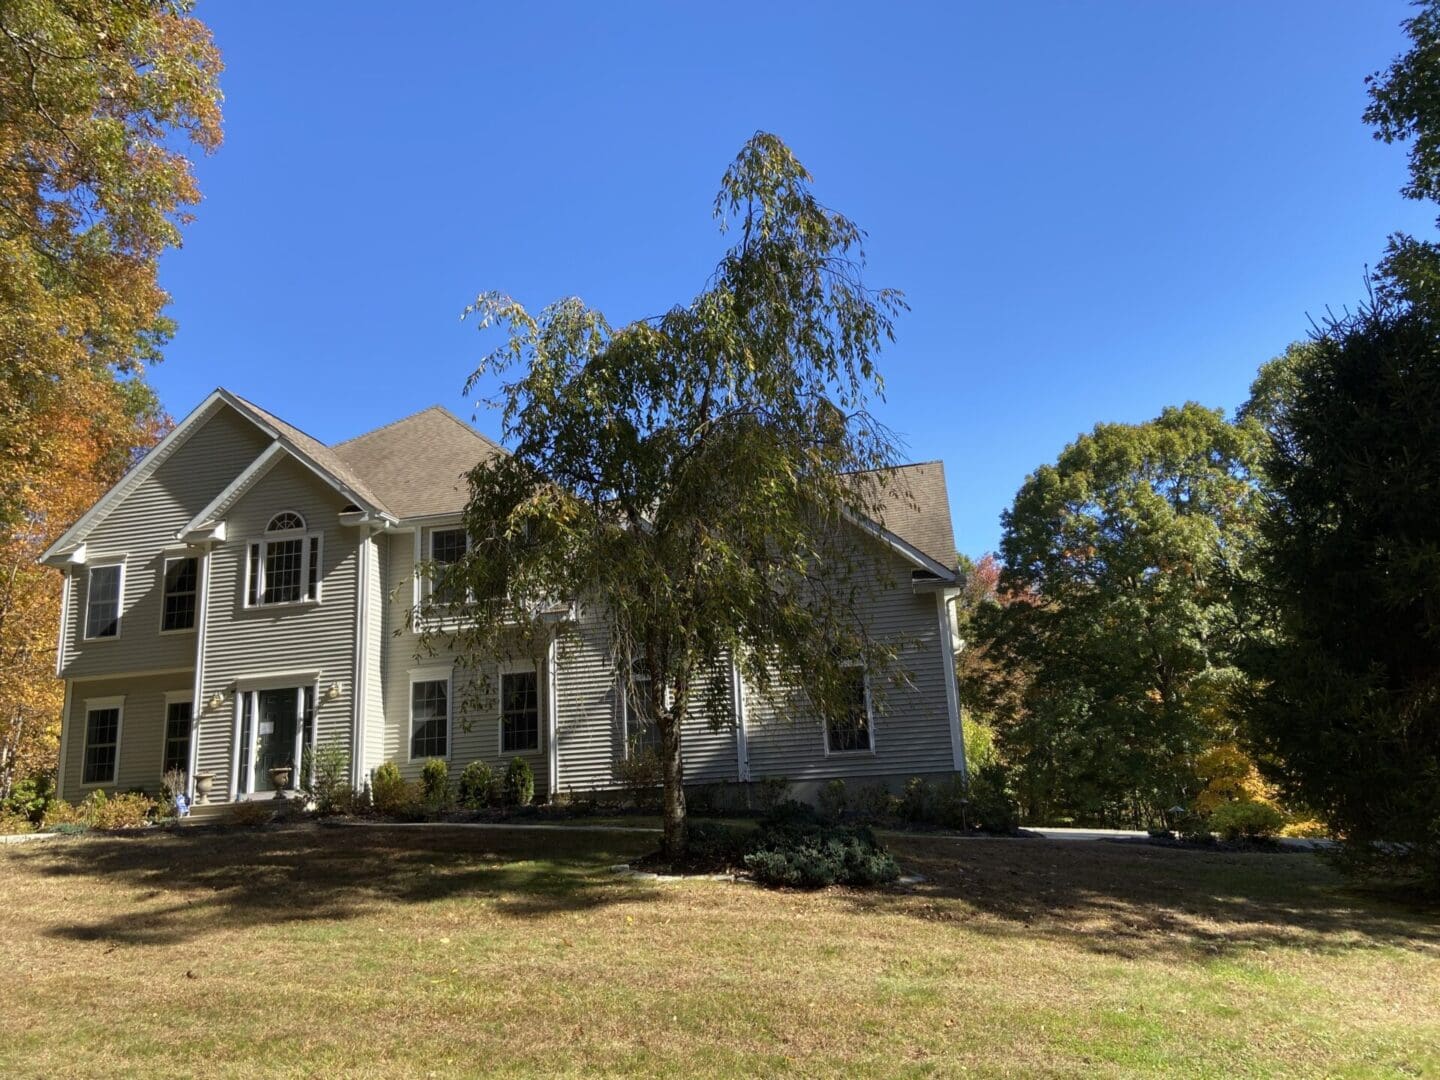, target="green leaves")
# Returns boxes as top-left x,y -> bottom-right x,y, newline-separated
429,134 -> 910,853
